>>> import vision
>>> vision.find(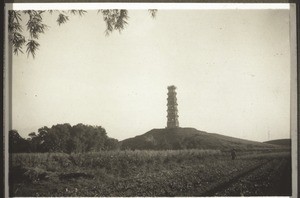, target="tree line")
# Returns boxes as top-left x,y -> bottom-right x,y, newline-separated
9,123 -> 119,153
